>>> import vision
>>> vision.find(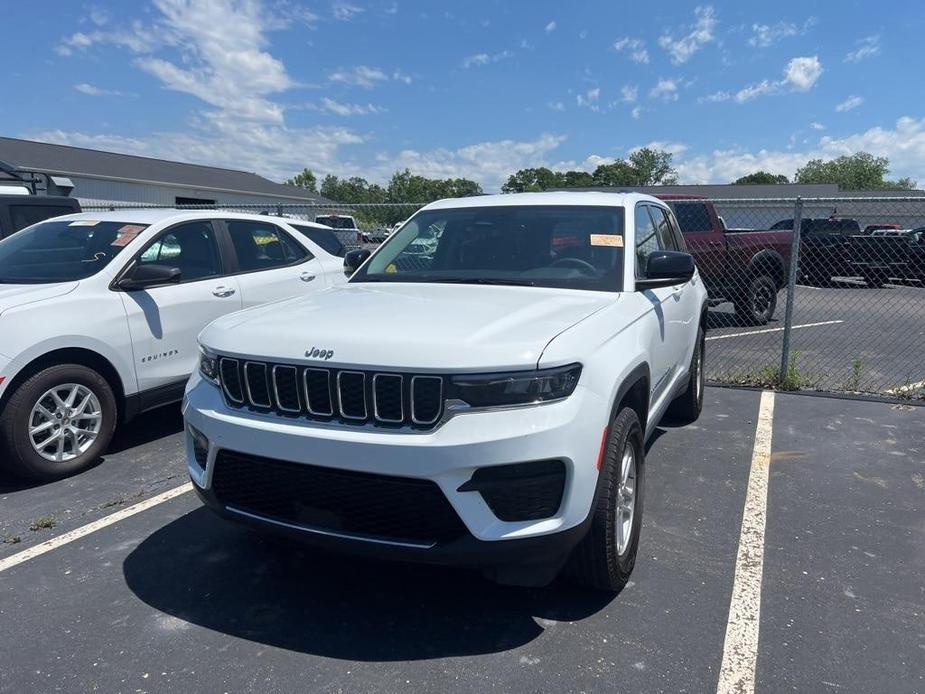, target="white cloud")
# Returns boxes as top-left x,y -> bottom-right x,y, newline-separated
668,116 -> 925,184
613,37 -> 649,64
461,51 -> 512,68
547,101 -> 566,112
332,2 -> 364,21
658,6 -> 717,65
844,35 -> 880,63
329,65 -> 388,87
631,141 -> 688,157
732,55 -> 822,103
320,98 -> 383,116
835,95 -> 864,113
73,82 -> 126,97
392,69 -> 413,84
620,84 -> 638,103
698,90 -> 730,103
631,106 -> 642,120
371,133 -> 568,191
810,121 -> 826,130
649,78 -> 679,102
576,87 -> 601,111
748,21 -> 798,48
545,20 -> 557,34
785,56 -> 823,91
